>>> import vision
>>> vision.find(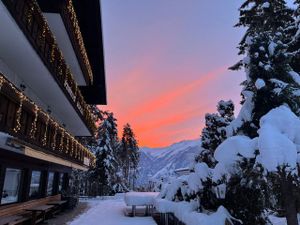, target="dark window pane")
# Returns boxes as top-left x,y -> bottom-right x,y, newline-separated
58,173 -> 64,192
29,171 -> 41,199
1,168 -> 21,204
47,172 -> 54,196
